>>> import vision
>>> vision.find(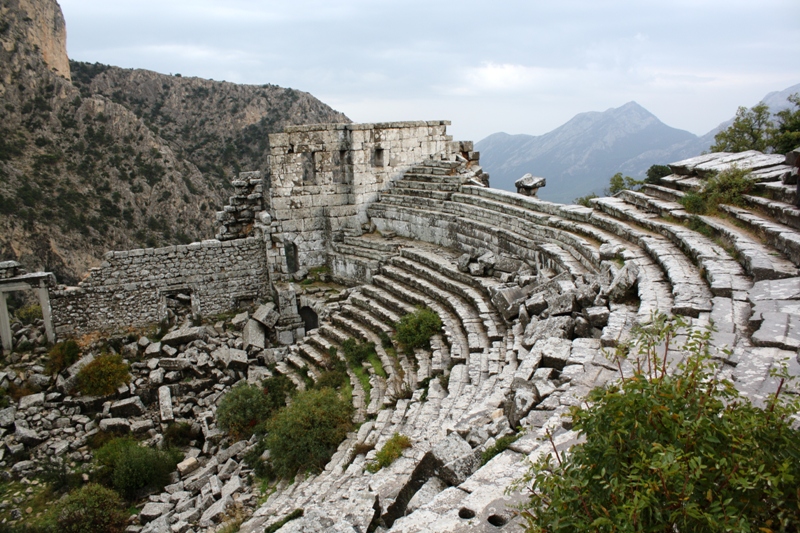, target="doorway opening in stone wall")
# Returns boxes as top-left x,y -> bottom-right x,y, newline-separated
299,306 -> 319,332
160,288 -> 195,327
